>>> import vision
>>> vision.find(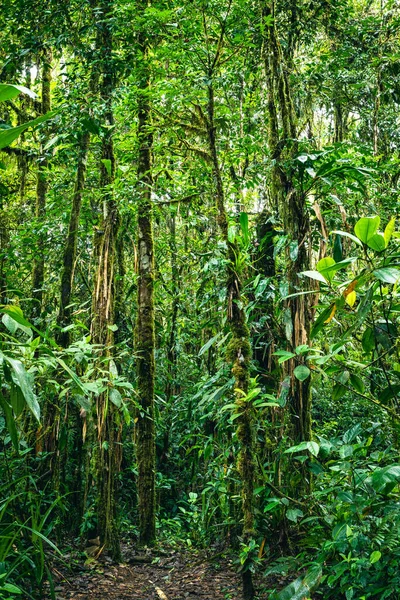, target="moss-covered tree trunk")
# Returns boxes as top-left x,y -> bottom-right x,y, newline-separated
206,80 -> 255,600
135,6 -> 156,546
31,48 -> 52,320
262,0 -> 312,443
89,0 -> 121,559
